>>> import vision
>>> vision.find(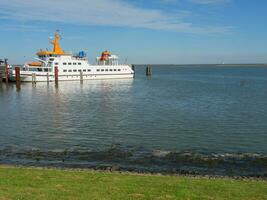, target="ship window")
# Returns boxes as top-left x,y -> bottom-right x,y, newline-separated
87,69 -> 91,72
78,69 -> 81,72
83,69 -> 86,72
114,69 -> 117,71
68,63 -> 72,65
73,63 -> 77,65
73,69 -> 77,72
109,69 -> 113,71
118,69 -> 121,71
97,69 -> 100,72
63,63 -> 67,65
63,70 -> 67,72
55,62 -> 59,65
78,63 -> 81,65
68,70 -> 72,72
101,69 -> 104,72
105,69 -> 108,71
50,58 -> 54,61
